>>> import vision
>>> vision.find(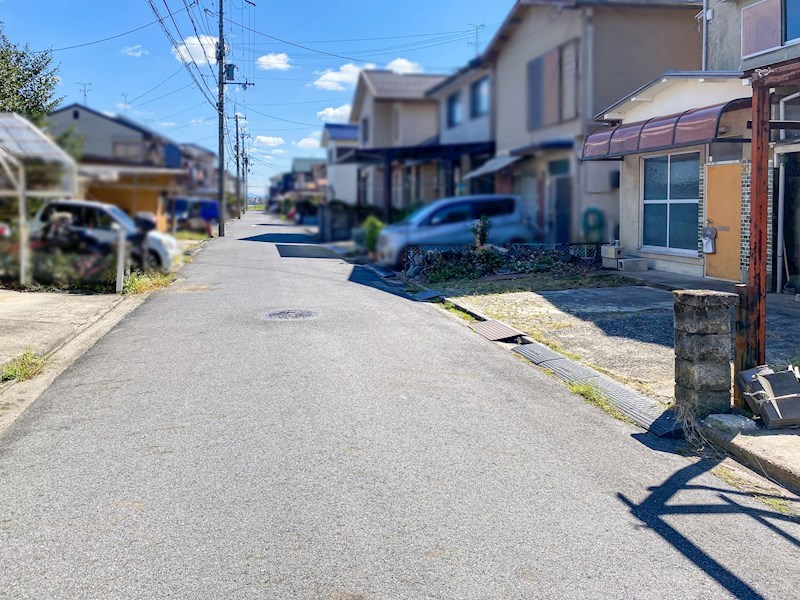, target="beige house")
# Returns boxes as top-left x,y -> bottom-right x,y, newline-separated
346,70 -> 446,216
322,124 -> 359,205
482,0 -> 702,243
